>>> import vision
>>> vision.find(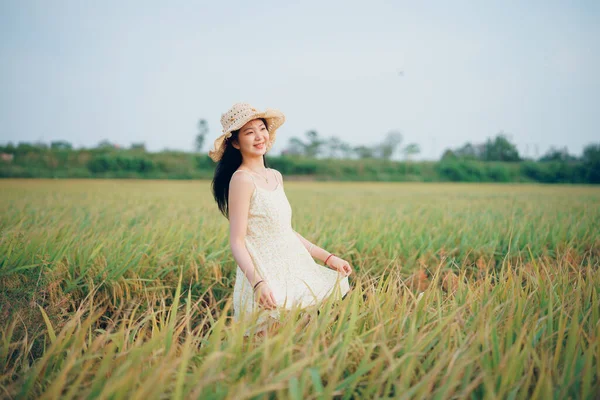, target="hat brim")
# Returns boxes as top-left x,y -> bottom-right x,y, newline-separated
208,108 -> 286,162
